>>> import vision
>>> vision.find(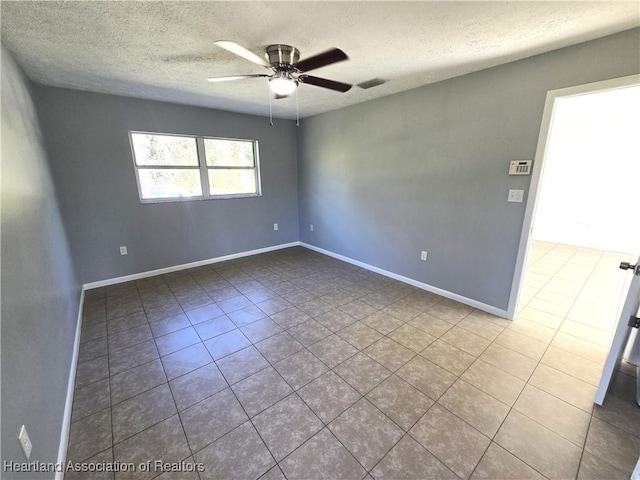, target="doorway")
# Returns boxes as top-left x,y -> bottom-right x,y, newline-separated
508,75 -> 640,388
